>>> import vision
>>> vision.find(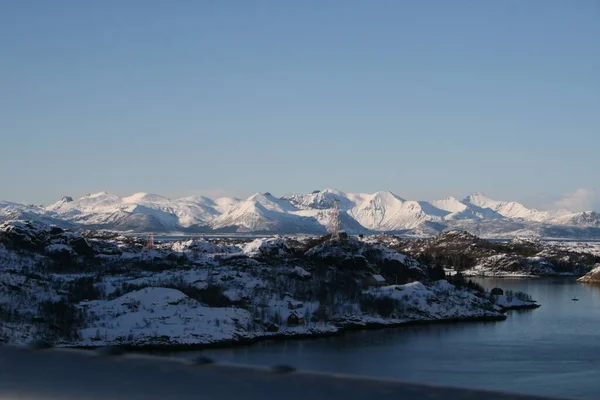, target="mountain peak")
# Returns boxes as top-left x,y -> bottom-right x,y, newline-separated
45,196 -> 75,212
122,192 -> 169,204
429,196 -> 467,214
322,188 -> 344,195
82,191 -> 112,199
464,192 -> 489,200
463,192 -> 497,207
371,191 -> 405,202
247,192 -> 267,201
245,193 -> 298,213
